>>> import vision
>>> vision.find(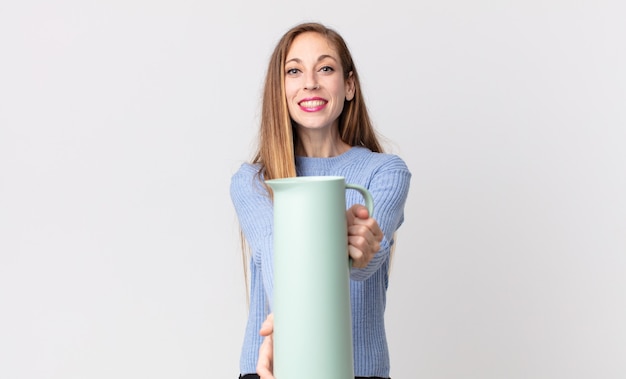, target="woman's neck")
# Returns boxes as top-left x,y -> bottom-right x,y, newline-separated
295,137 -> 351,158
294,126 -> 351,158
